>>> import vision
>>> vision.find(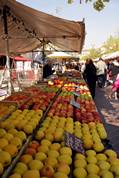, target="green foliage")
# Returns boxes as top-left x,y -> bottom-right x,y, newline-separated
67,0 -> 110,11
81,47 -> 102,60
103,35 -> 119,54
